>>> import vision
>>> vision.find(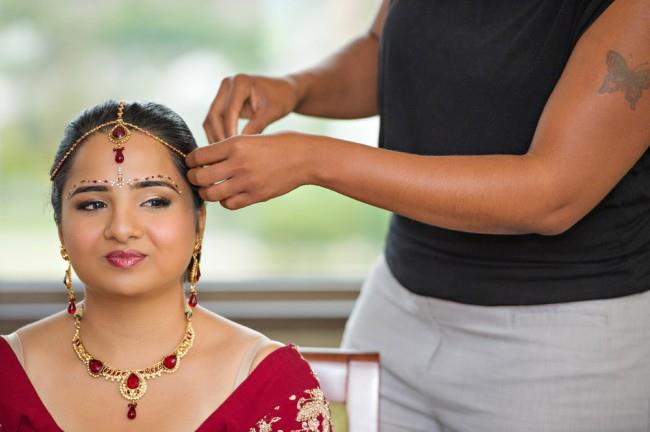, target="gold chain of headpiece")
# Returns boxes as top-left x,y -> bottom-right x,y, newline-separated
50,102 -> 188,180
71,305 -> 194,403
